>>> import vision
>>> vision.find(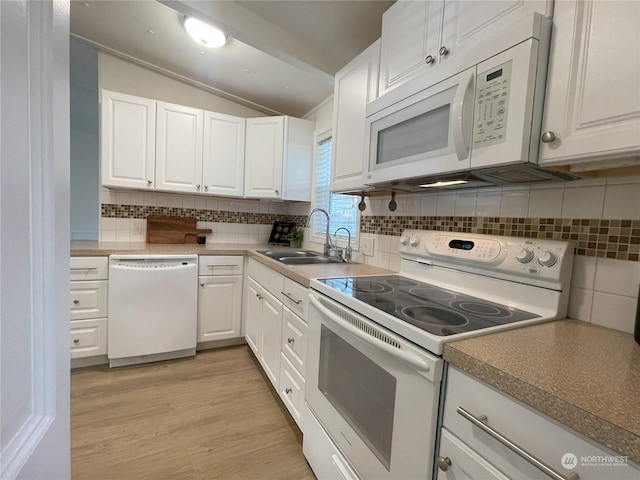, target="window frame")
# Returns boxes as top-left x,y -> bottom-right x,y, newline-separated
309,129 -> 360,250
